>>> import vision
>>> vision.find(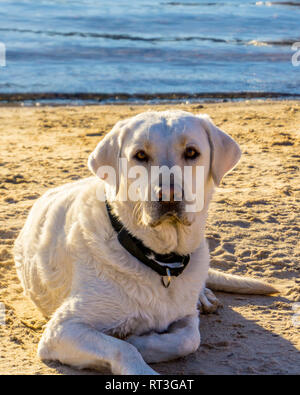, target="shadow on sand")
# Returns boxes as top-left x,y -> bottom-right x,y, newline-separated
43,292 -> 300,375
